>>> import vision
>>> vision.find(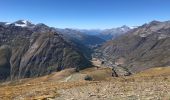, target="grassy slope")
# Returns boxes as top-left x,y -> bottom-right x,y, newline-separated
134,66 -> 170,77
0,66 -> 170,99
